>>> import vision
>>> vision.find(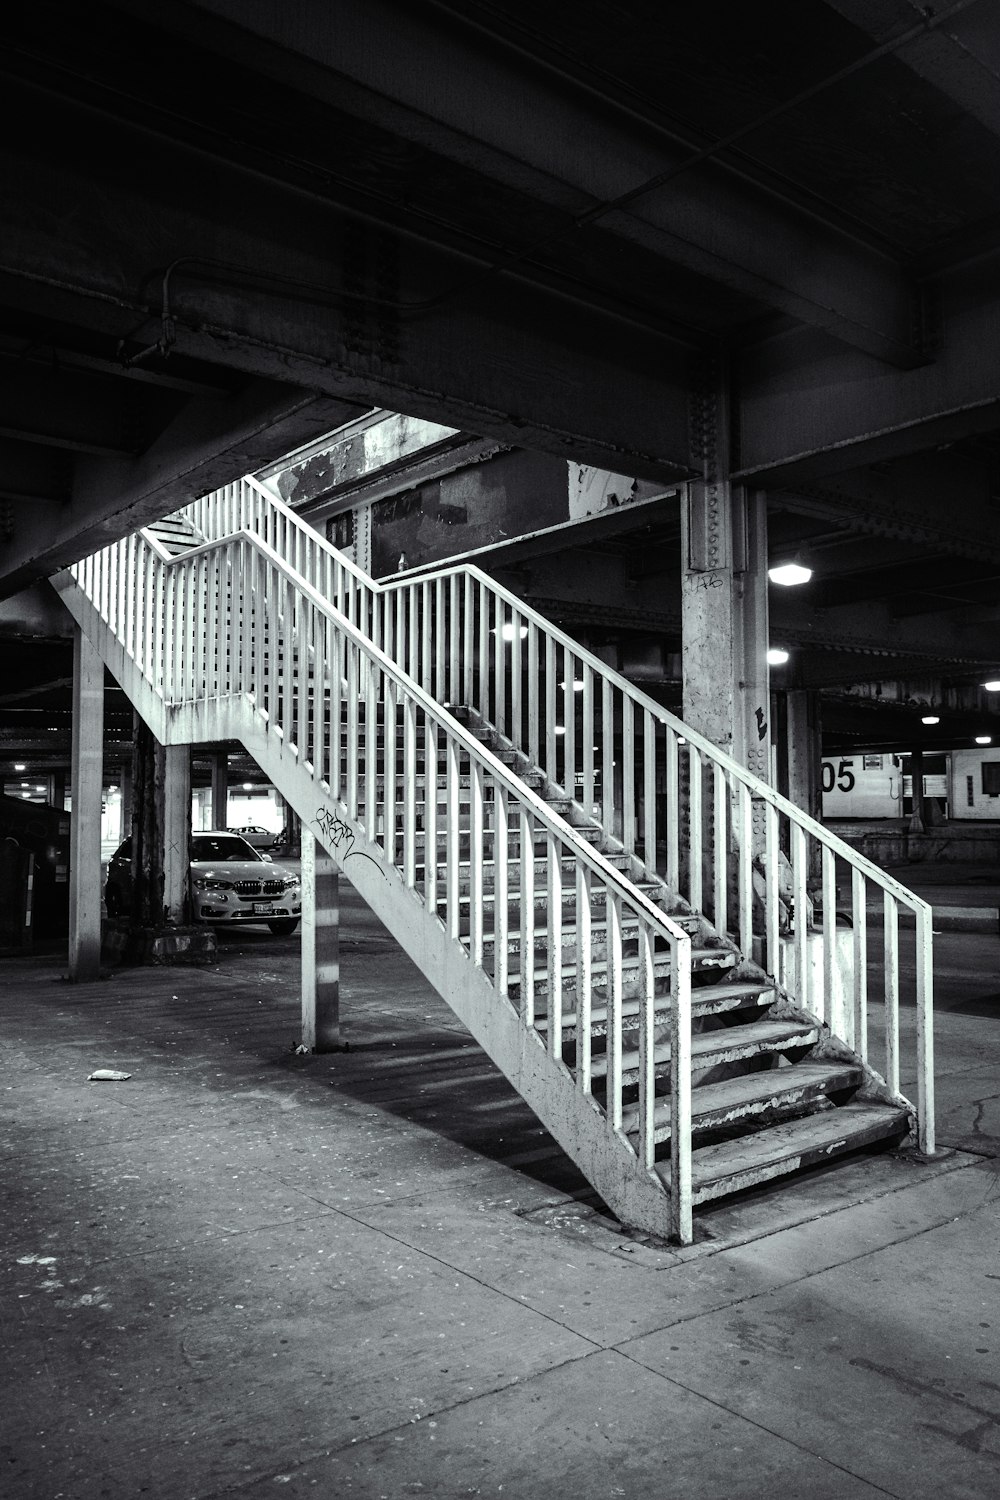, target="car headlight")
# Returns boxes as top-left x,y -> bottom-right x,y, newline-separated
280,875 -> 300,890
192,876 -> 234,892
